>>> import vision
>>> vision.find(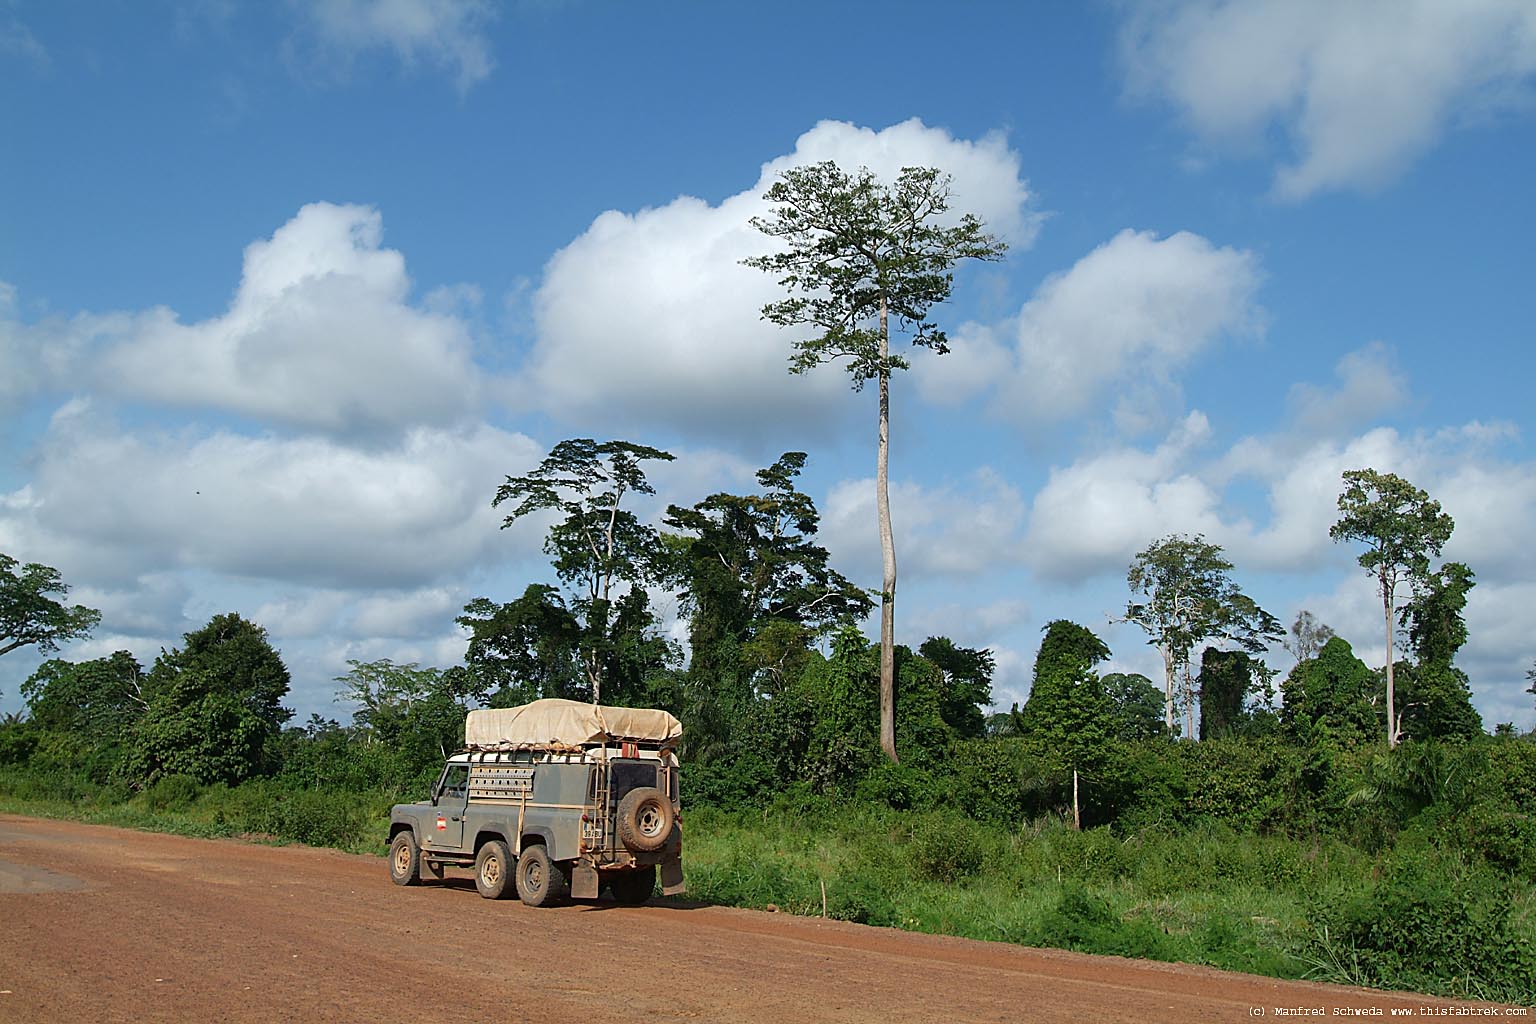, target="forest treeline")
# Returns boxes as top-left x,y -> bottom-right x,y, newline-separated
2,447 -> 1535,1003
